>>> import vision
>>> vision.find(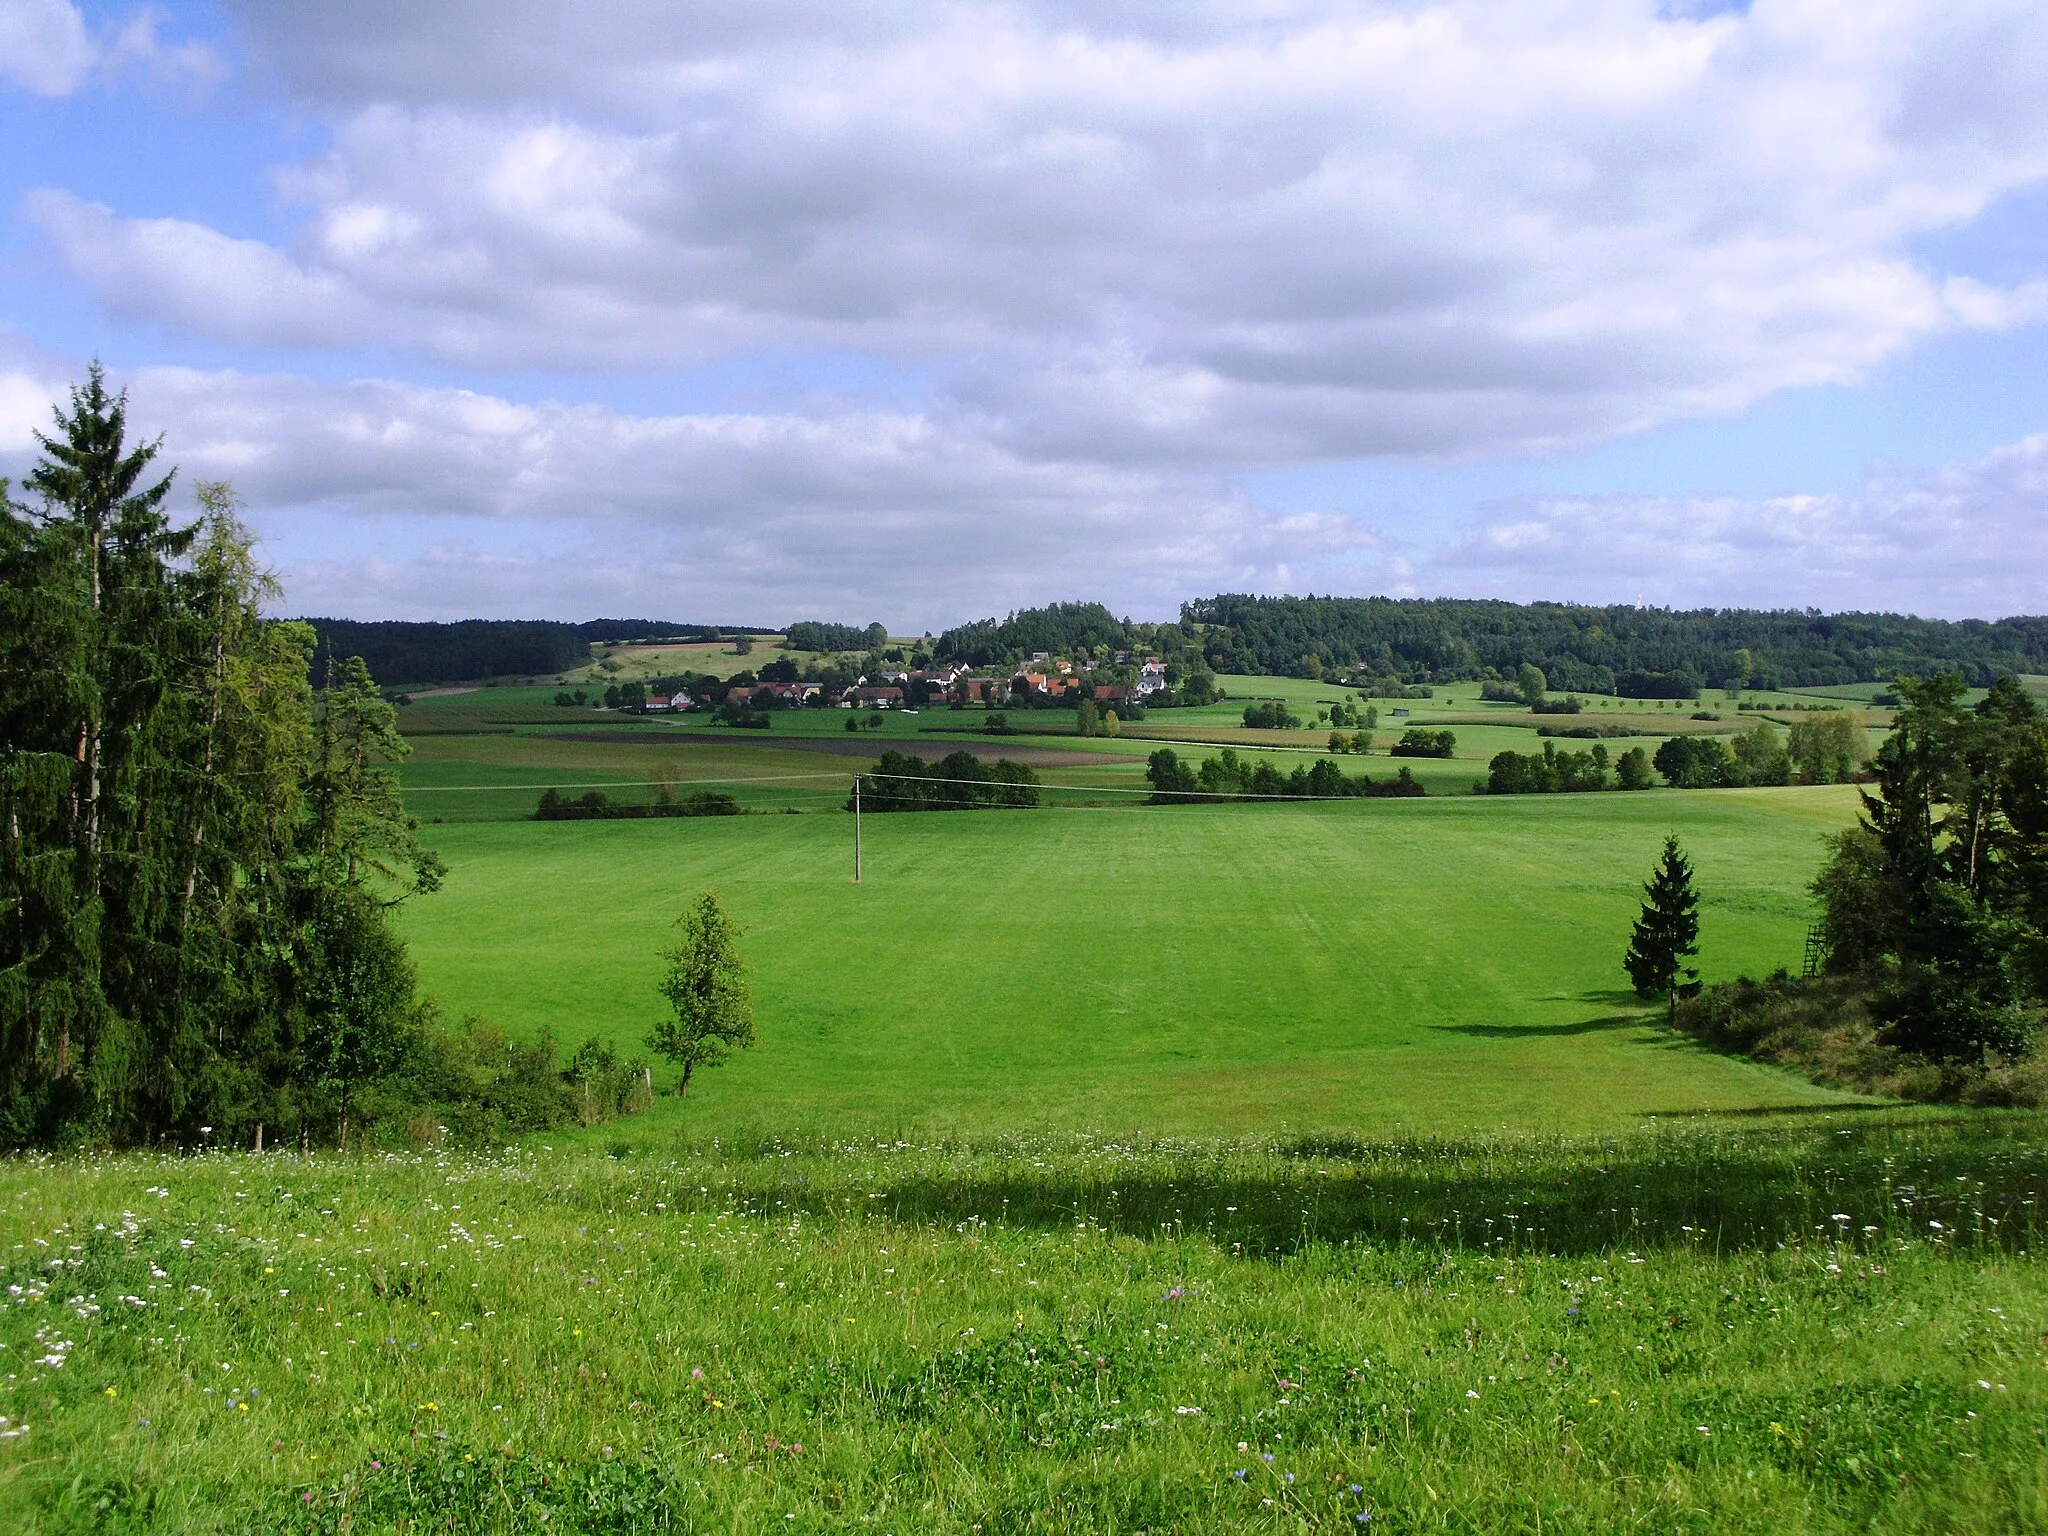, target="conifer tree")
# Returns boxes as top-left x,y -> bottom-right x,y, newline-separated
0,372 -> 444,1148
1624,835 -> 1701,1009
